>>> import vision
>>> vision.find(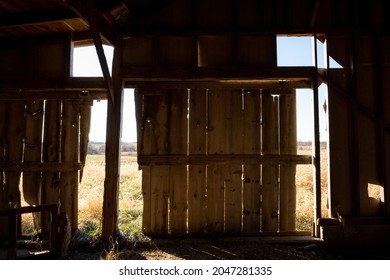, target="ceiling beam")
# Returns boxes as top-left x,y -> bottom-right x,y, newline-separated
65,0 -> 118,46
0,8 -> 78,28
